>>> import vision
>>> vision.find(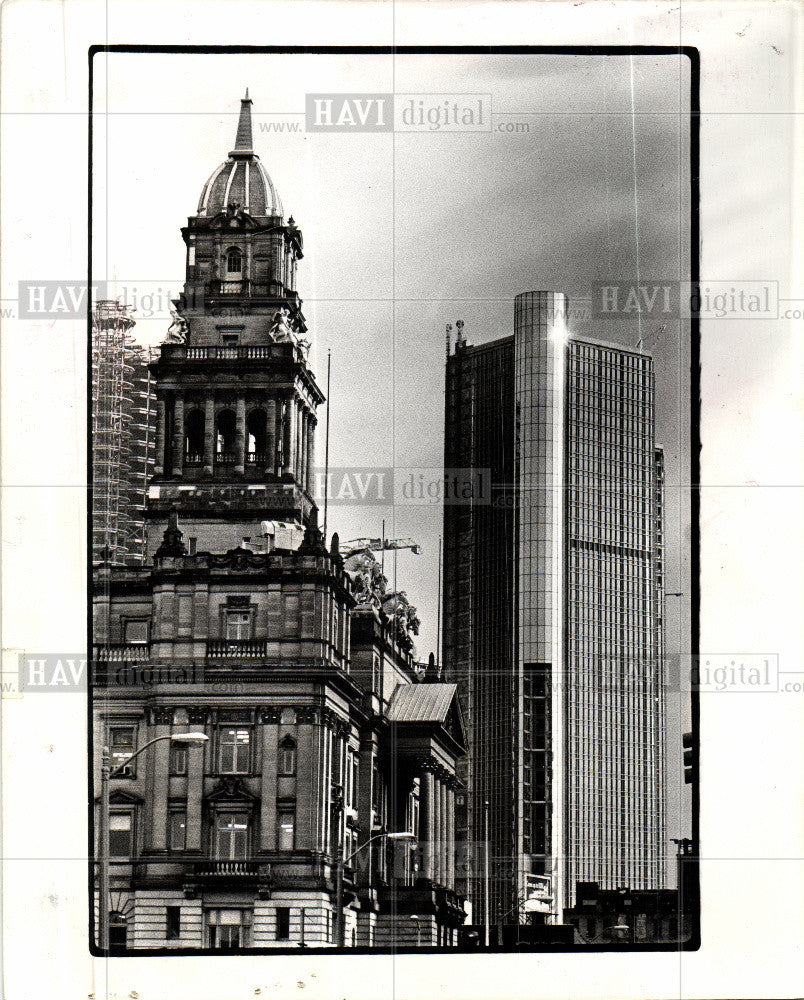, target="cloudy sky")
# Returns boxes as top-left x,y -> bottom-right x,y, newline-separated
93,49 -> 692,837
